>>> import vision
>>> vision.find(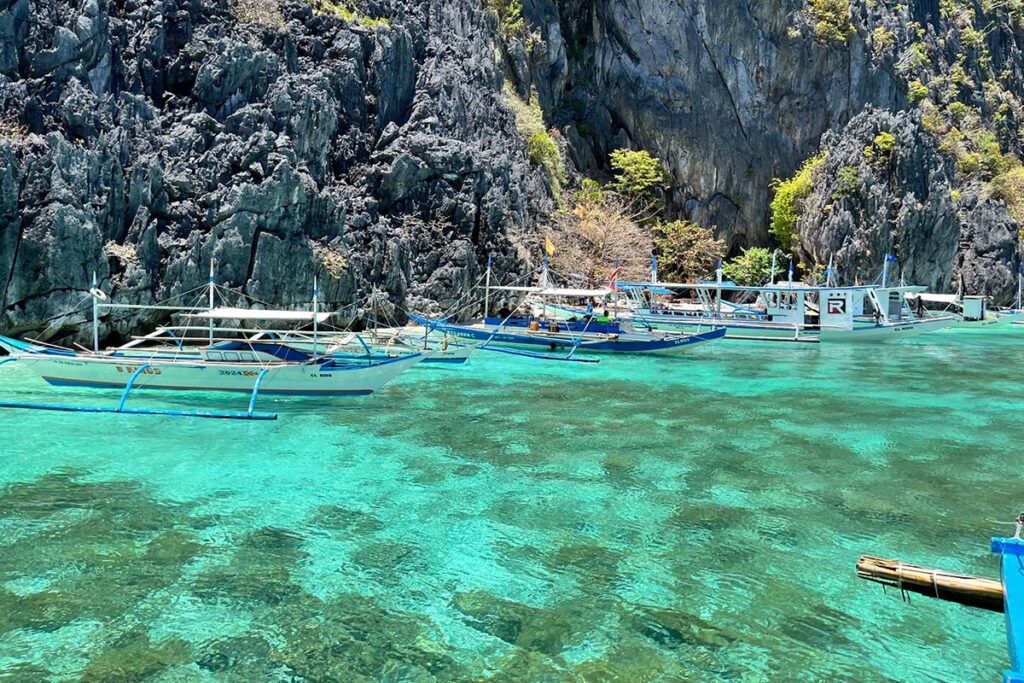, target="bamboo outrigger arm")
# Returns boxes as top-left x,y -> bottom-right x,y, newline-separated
856,555 -> 1005,613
